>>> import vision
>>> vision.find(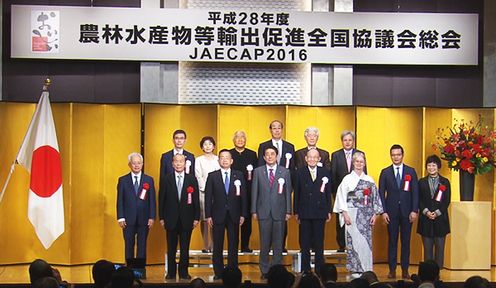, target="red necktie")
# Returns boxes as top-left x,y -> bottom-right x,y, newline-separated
269,168 -> 275,187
